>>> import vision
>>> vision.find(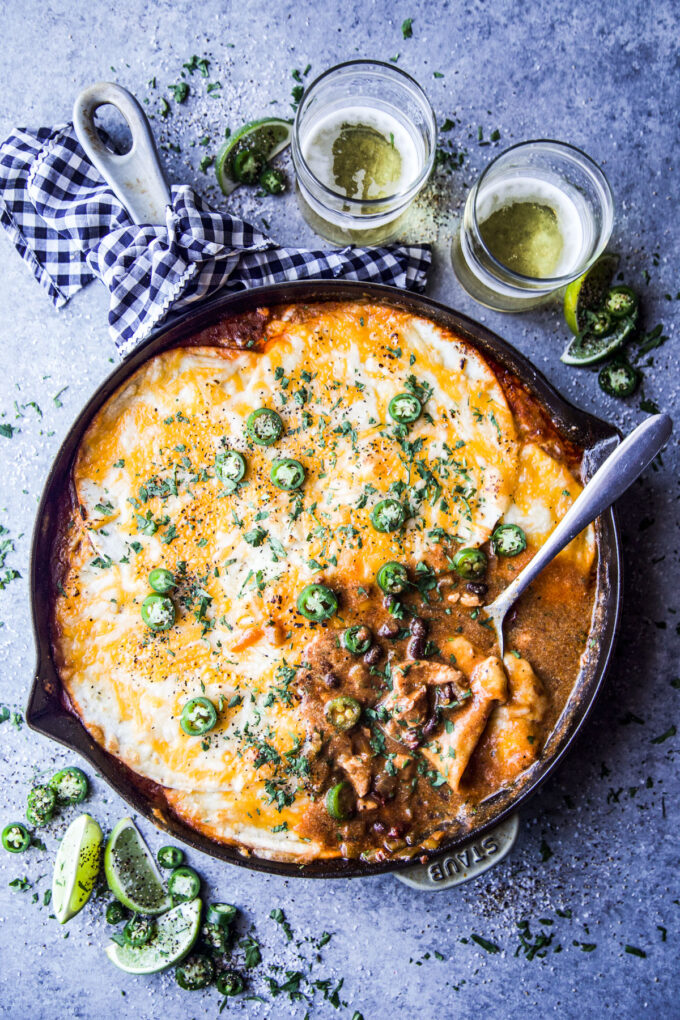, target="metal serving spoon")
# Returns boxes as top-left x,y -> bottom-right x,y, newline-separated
486,412 -> 672,656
